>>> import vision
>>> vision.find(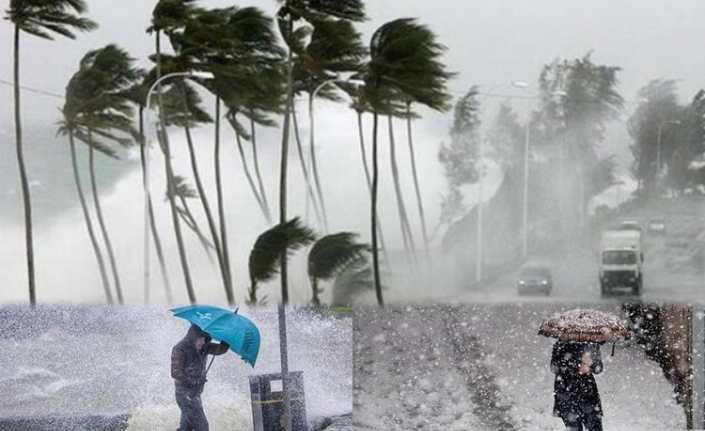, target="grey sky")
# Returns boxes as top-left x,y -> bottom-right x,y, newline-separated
2,0 -> 704,118
2,0 -> 705,168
